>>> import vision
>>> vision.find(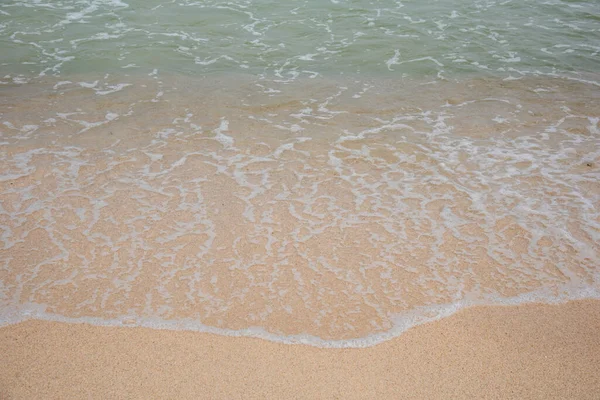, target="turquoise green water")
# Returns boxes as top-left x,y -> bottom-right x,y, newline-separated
1,0 -> 599,81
